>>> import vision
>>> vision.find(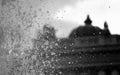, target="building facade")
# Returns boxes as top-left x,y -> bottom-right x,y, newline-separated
44,15 -> 120,75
